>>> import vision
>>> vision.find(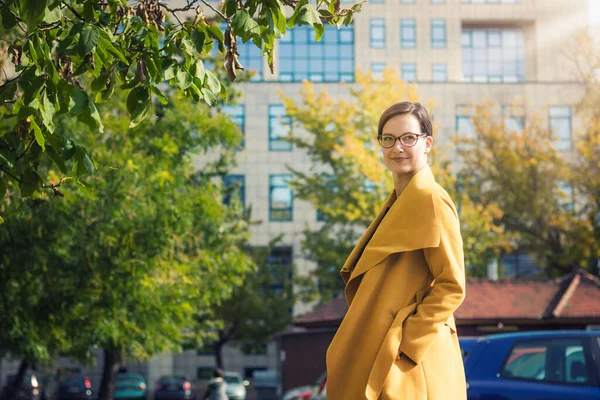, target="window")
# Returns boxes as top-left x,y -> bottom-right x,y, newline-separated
462,29 -> 525,83
269,175 -> 293,221
316,208 -> 327,222
279,24 -> 354,82
500,252 -> 539,278
370,18 -> 386,48
502,105 -> 525,133
371,0 -> 384,4
222,104 -> 245,148
401,0 -> 415,3
401,19 -> 416,48
432,0 -> 445,3
431,19 -> 446,48
432,63 -> 447,82
371,62 -> 385,80
501,339 -> 593,385
557,182 -> 574,211
456,105 -> 475,151
549,105 -> 572,151
222,175 -> 245,208
265,246 -> 293,294
402,63 -> 416,82
462,0 -> 523,3
269,104 -> 292,151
